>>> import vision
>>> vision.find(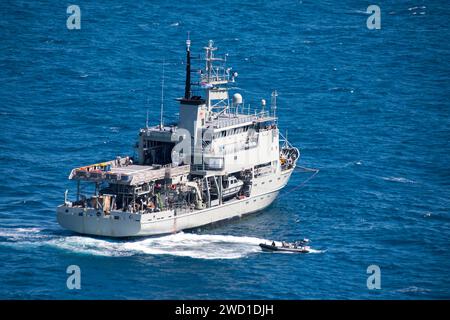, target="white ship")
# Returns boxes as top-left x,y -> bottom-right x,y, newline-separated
57,38 -> 300,237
